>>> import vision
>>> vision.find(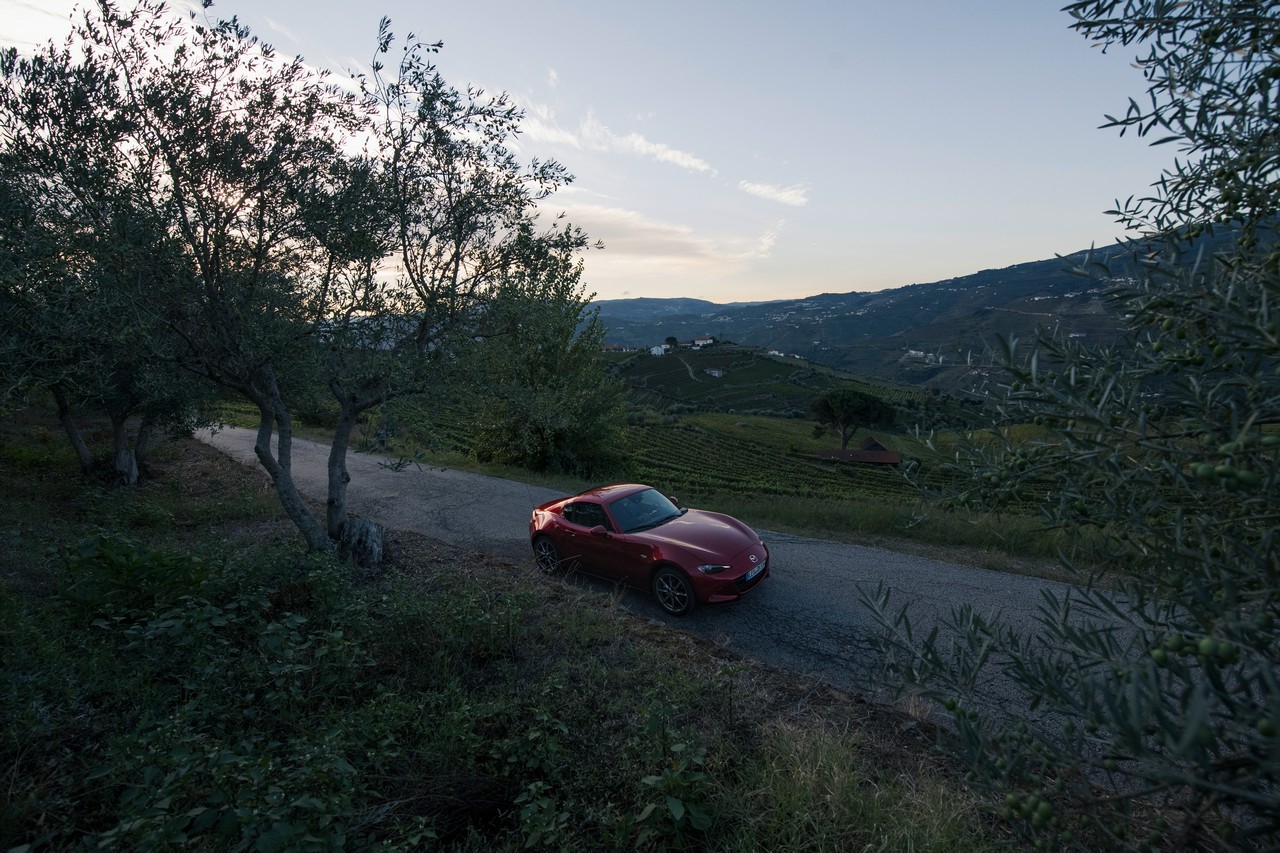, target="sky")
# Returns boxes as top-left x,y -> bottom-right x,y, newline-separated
1,0 -> 1175,304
